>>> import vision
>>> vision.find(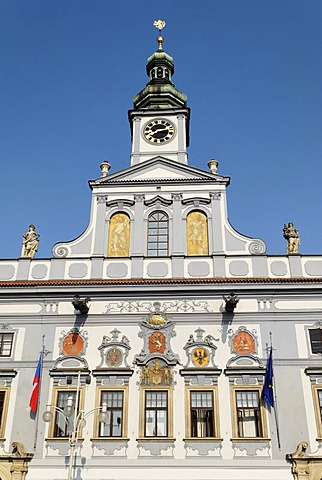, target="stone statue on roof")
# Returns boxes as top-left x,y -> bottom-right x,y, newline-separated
283,222 -> 300,254
21,224 -> 40,259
